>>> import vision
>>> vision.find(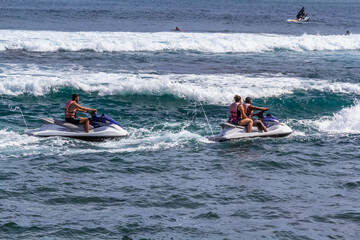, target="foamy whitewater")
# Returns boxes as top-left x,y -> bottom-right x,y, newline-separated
1,30 -> 360,53
317,101 -> 360,134
1,0 -> 360,239
1,64 -> 360,105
